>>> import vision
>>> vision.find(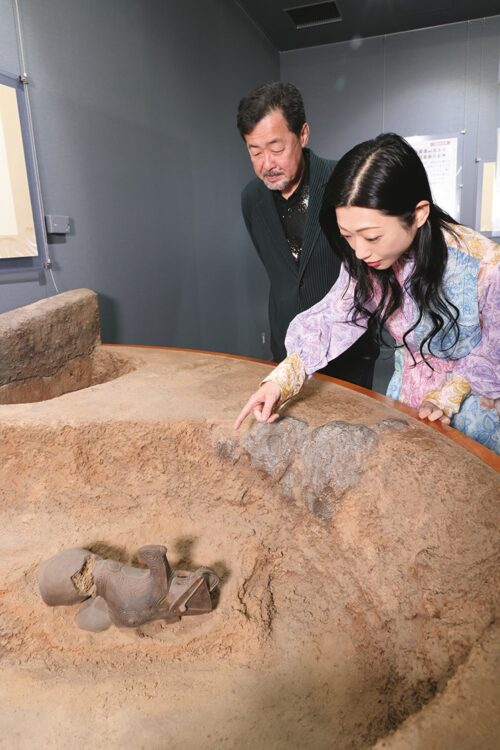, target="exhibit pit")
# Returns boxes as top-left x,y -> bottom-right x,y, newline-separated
0,291 -> 498,750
